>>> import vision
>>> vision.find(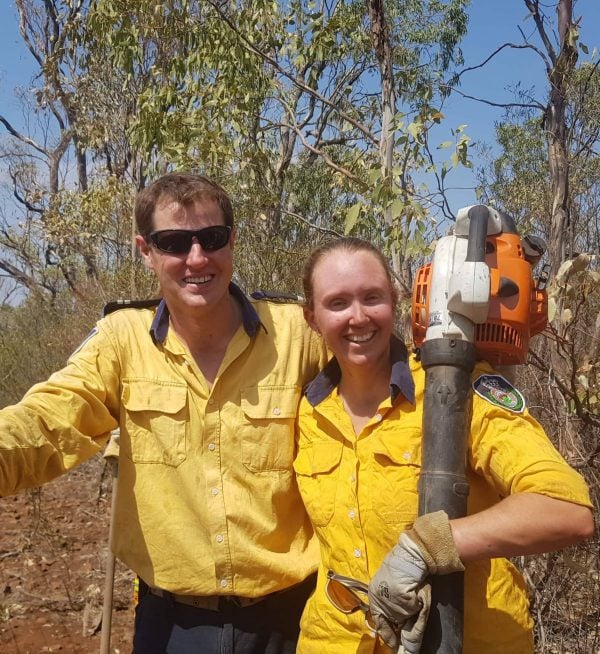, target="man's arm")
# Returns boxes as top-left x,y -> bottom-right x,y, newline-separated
0,320 -> 120,495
